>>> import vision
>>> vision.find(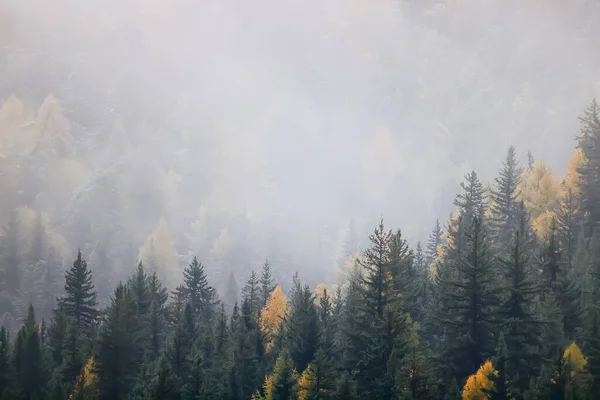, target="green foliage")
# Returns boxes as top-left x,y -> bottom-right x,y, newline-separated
61,251 -> 98,334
